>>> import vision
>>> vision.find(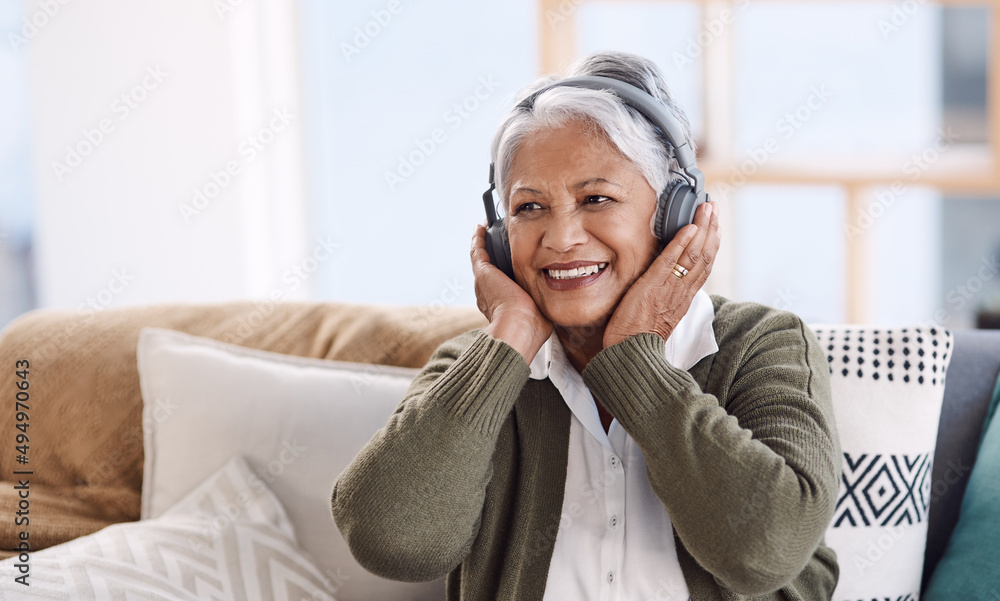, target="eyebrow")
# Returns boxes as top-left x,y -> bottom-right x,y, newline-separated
512,186 -> 543,196
573,178 -> 621,190
511,178 -> 621,196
